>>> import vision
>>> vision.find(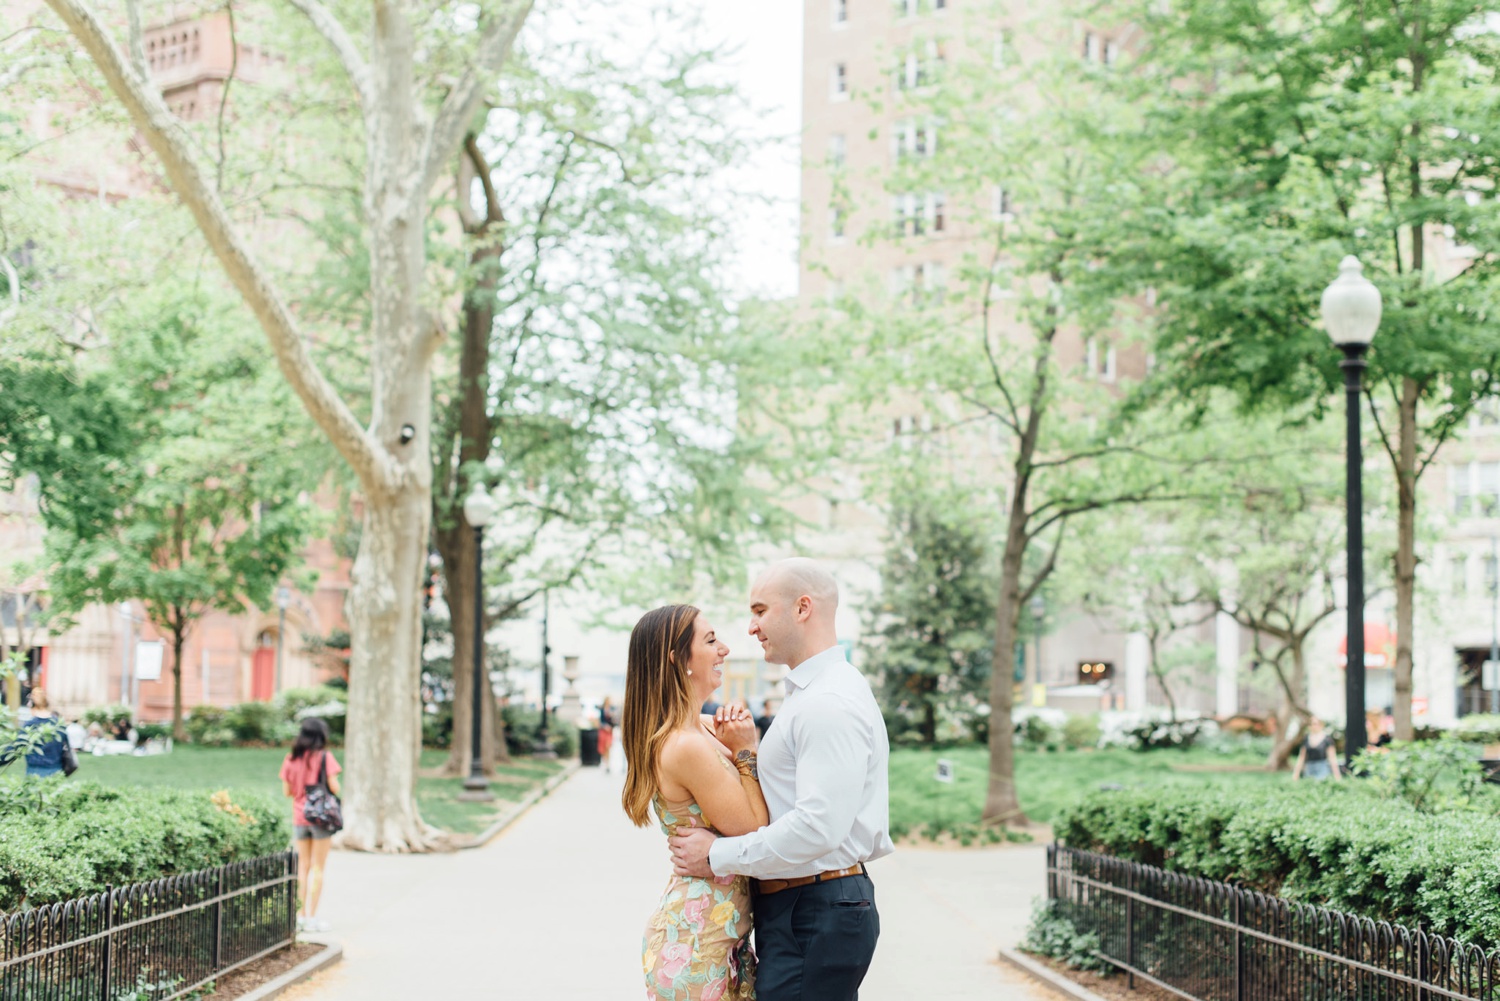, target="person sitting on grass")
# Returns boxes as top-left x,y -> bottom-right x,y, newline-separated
281,718 -> 341,933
